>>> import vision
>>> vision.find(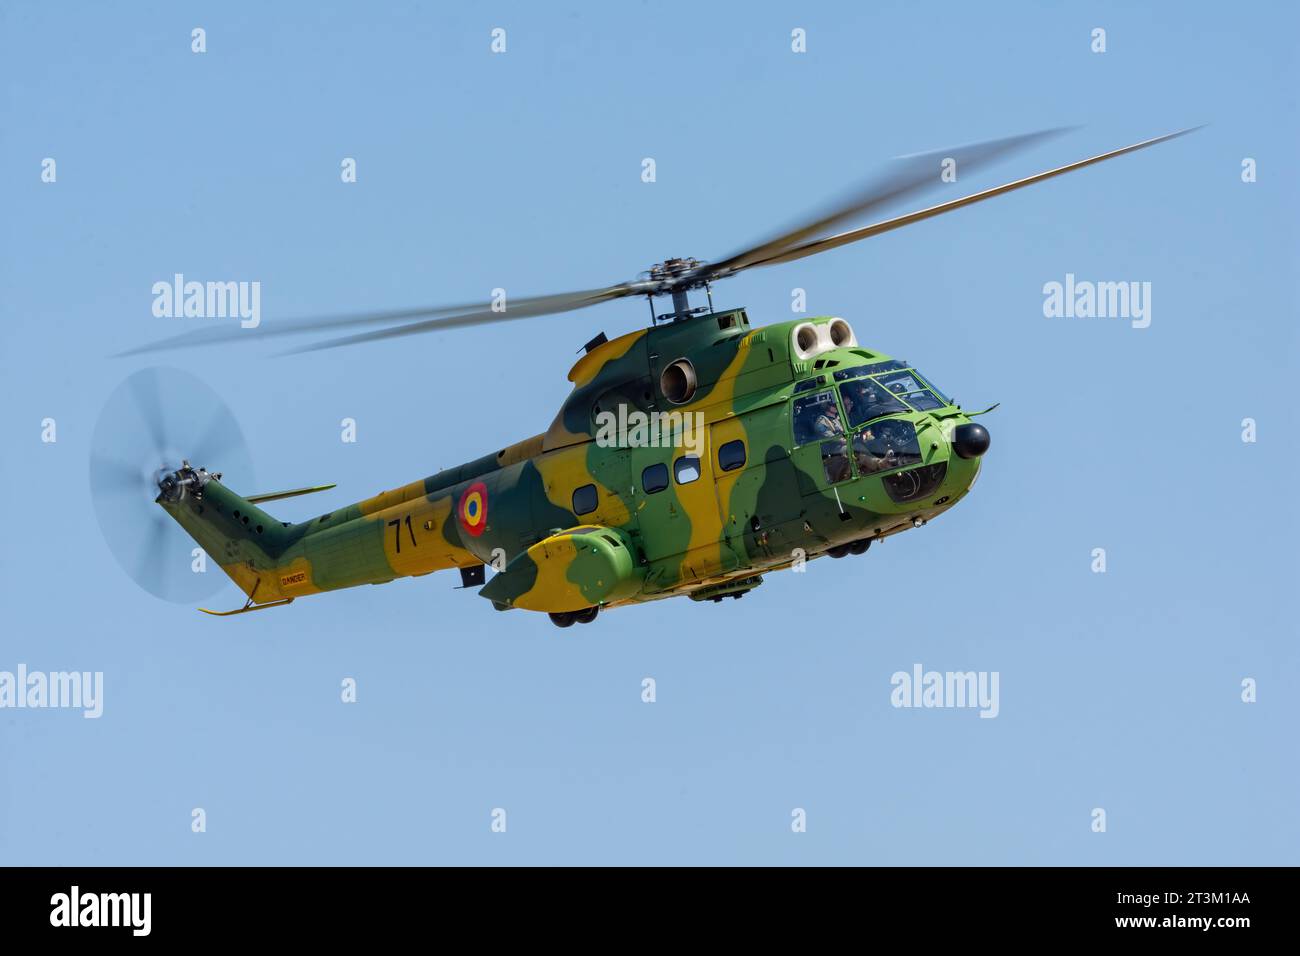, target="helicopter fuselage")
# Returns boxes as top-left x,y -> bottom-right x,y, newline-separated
158,309 -> 989,618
